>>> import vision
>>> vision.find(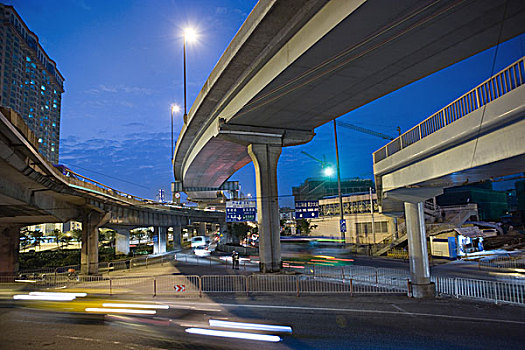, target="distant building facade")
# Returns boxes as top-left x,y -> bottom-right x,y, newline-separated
436,182 -> 508,221
292,178 -> 374,201
26,221 -> 81,235
309,192 -> 400,244
0,4 -> 64,163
